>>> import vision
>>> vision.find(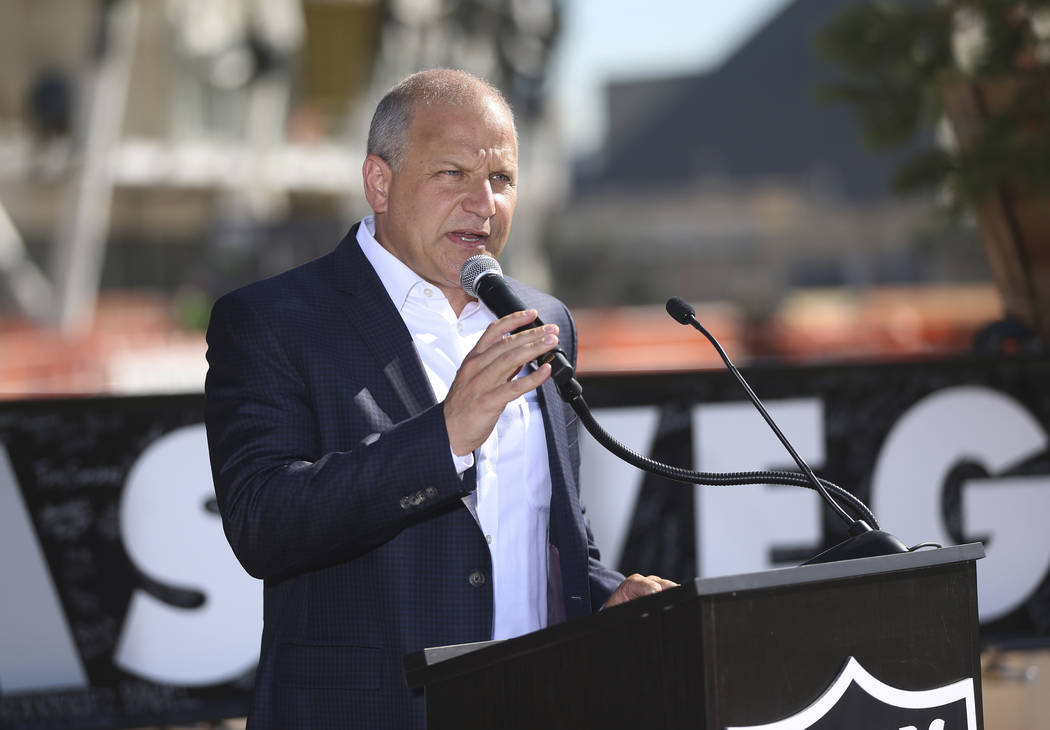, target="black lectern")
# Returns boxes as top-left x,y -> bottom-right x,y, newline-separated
405,543 -> 984,730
